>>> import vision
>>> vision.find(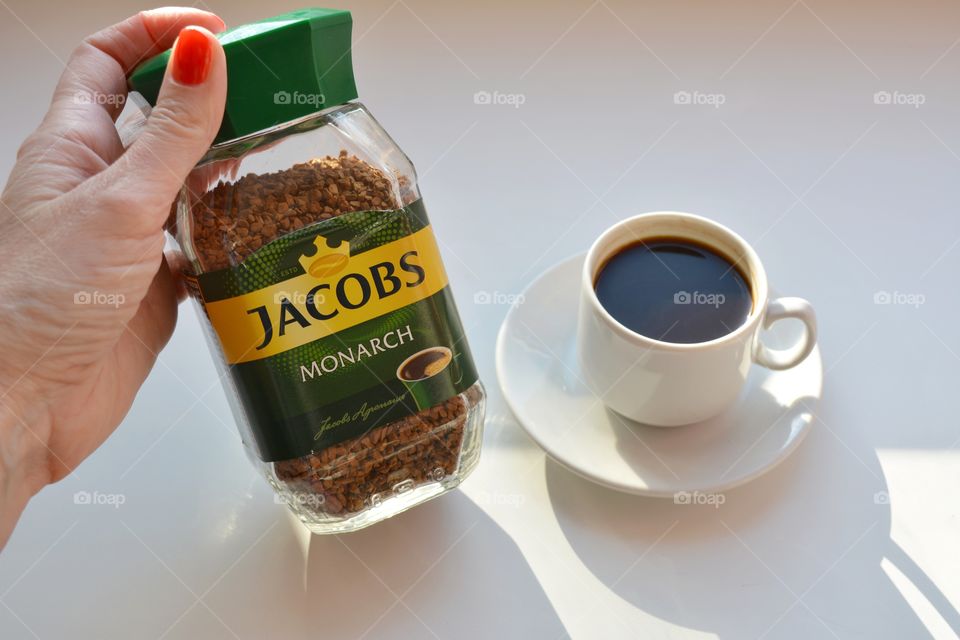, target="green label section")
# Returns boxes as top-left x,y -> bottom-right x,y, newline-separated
195,201 -> 479,462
